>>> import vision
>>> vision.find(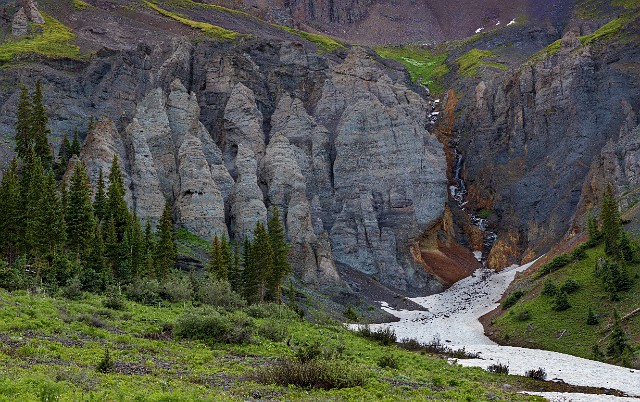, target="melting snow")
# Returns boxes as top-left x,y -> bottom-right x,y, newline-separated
507,19 -> 516,26
362,260 -> 640,397
473,251 -> 482,261
496,21 -> 500,26
475,27 -> 484,34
